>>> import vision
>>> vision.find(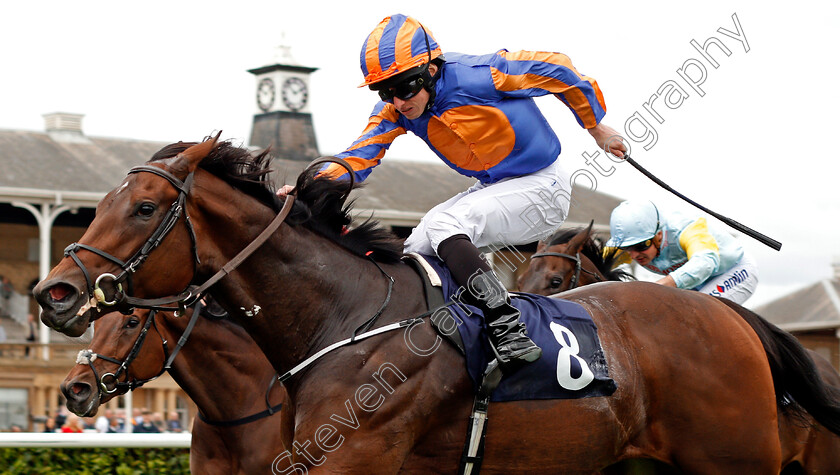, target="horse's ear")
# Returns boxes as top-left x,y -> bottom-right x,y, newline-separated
568,221 -> 594,253
536,240 -> 547,252
168,131 -> 222,177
